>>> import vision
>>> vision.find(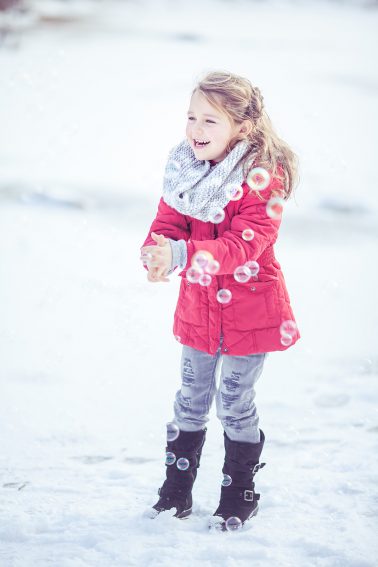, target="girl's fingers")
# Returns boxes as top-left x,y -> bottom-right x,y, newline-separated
151,232 -> 167,247
149,258 -> 166,268
147,271 -> 169,283
141,246 -> 162,257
